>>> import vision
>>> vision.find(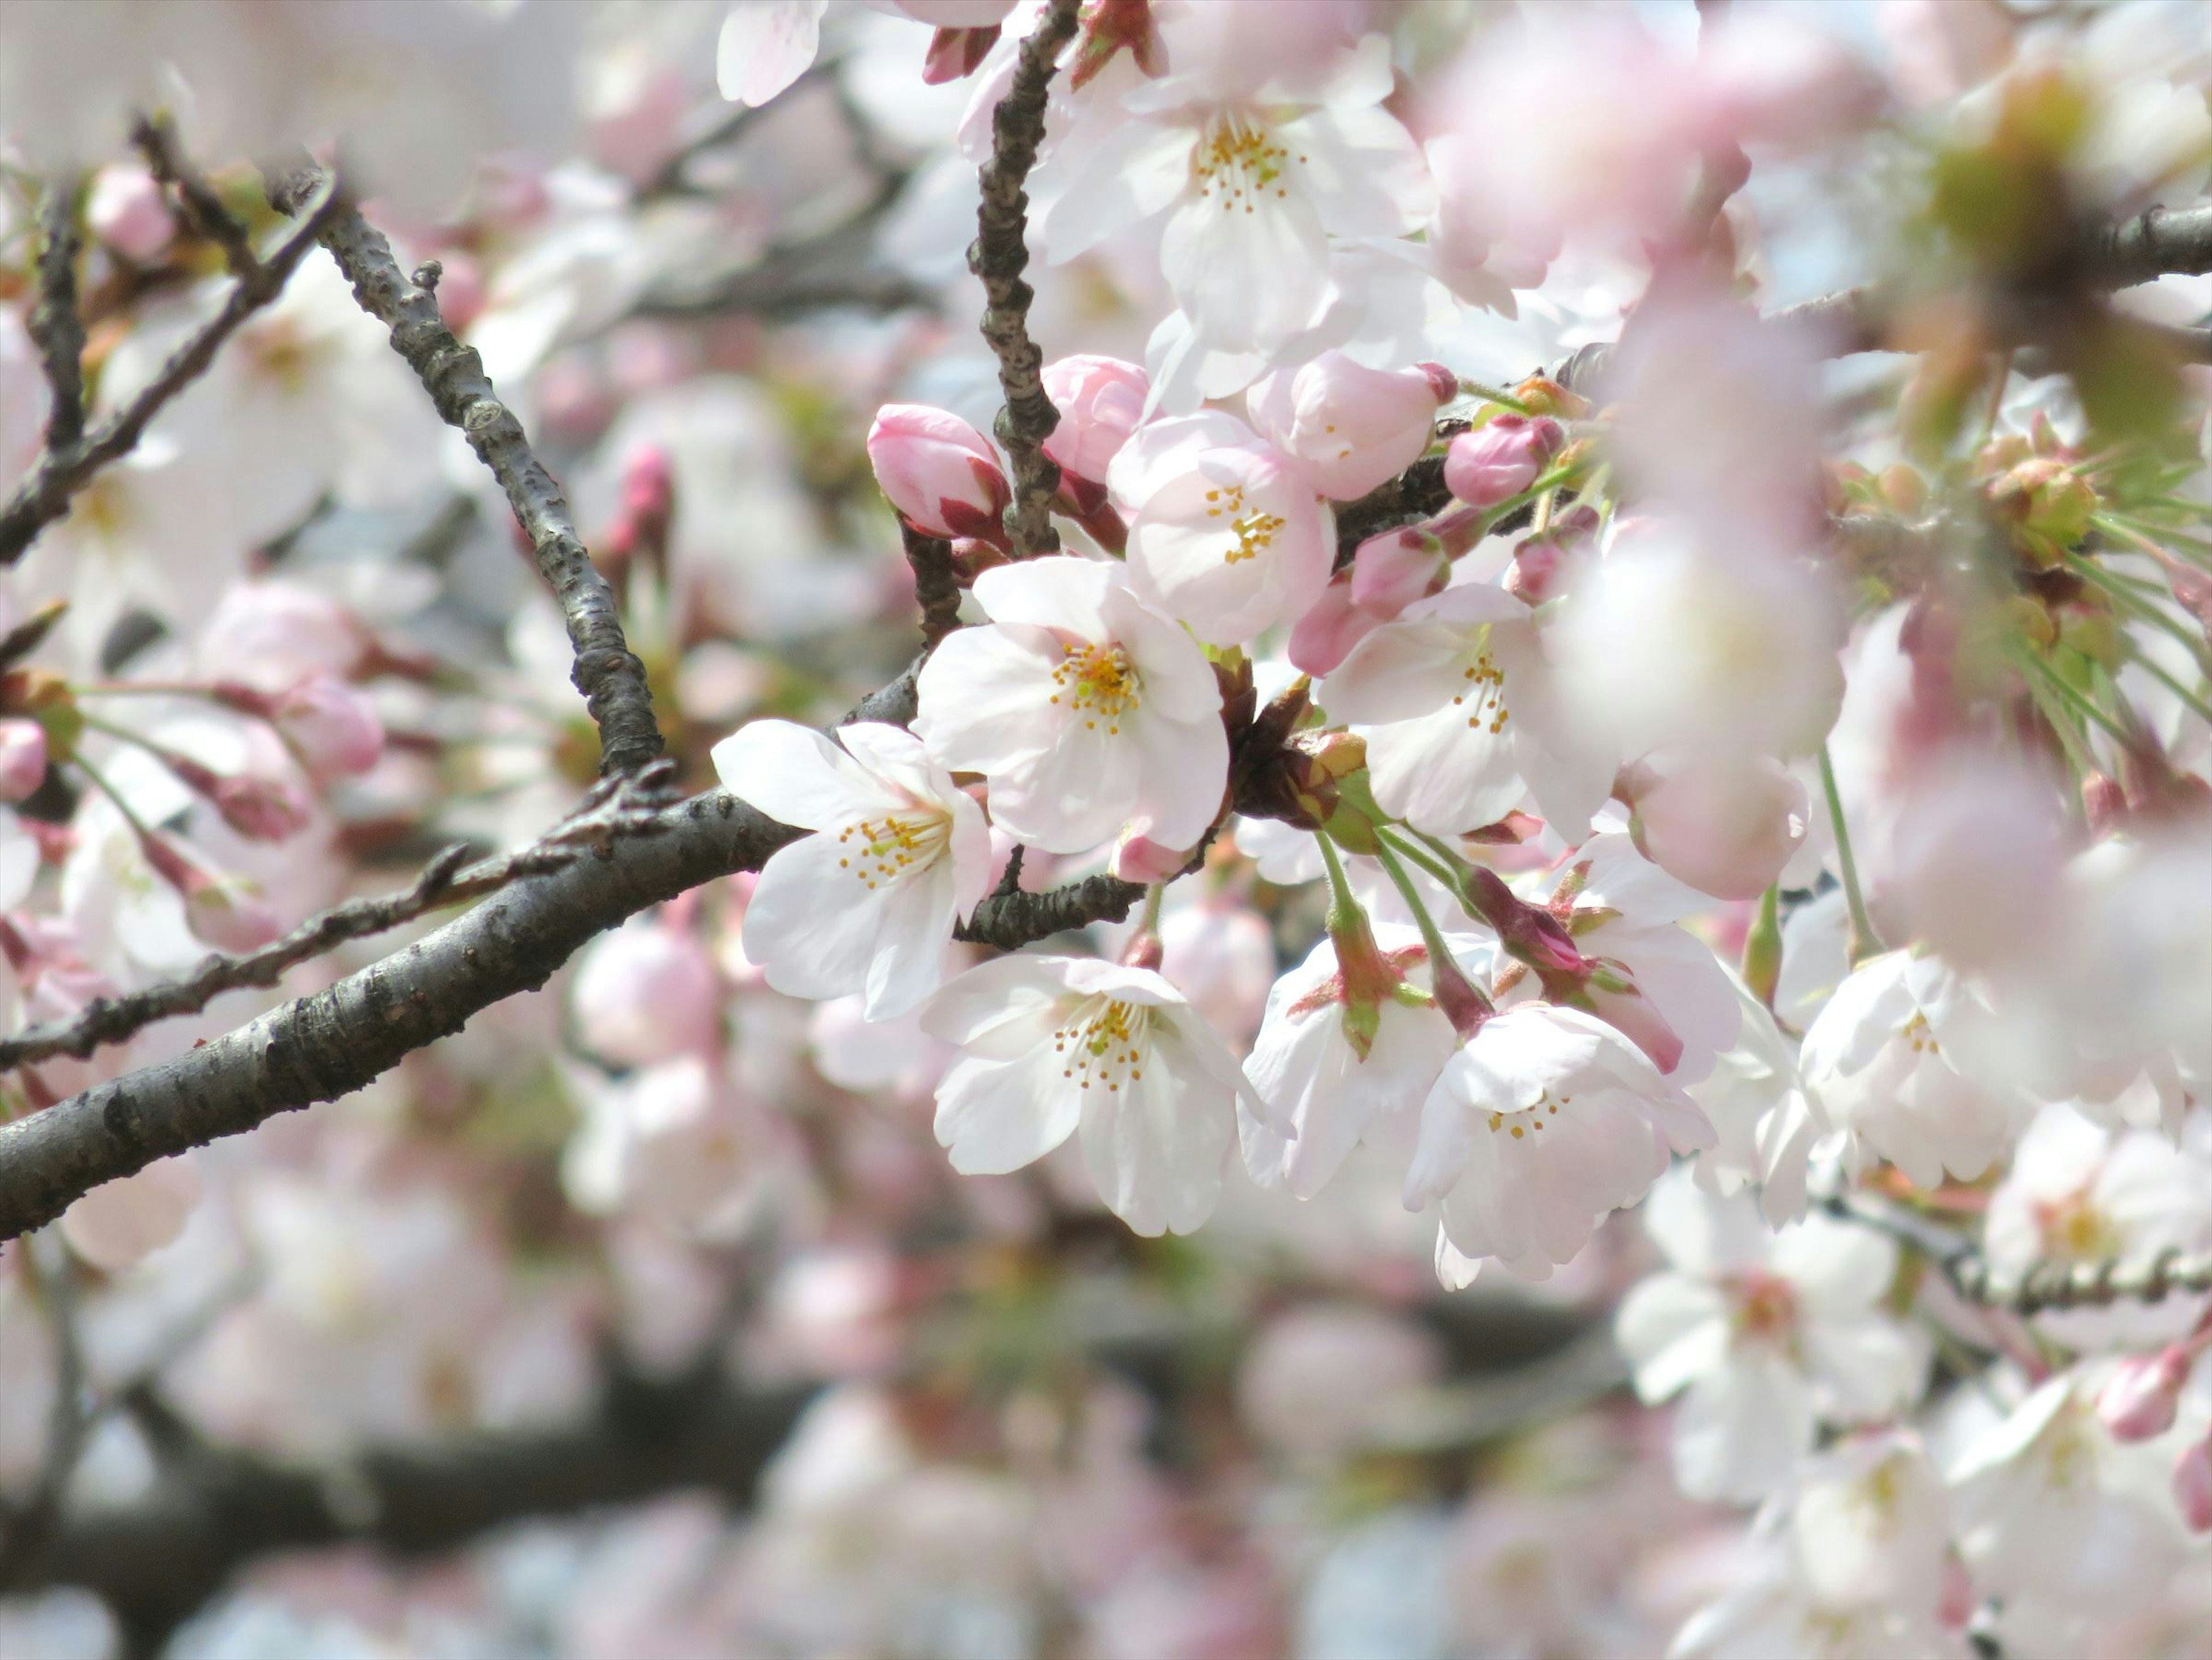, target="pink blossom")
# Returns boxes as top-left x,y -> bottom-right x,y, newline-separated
1288,524 -> 1447,677
2177,1437 -> 2212,1533
571,915 -> 724,1067
0,720 -> 46,803
1443,416 -> 1564,509
866,404 -> 1012,545
201,581 -> 372,692
270,676 -> 385,782
58,1155 -> 202,1270
1626,751 -> 1810,901
1247,353 -> 1451,502
1041,355 -> 1149,485
86,162 -> 175,263
2097,1347 -> 2191,1442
